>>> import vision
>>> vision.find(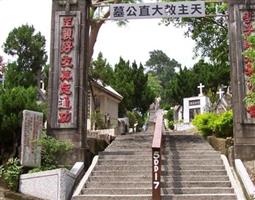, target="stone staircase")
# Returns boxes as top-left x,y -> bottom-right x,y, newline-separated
72,131 -> 238,200
161,134 -> 237,200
